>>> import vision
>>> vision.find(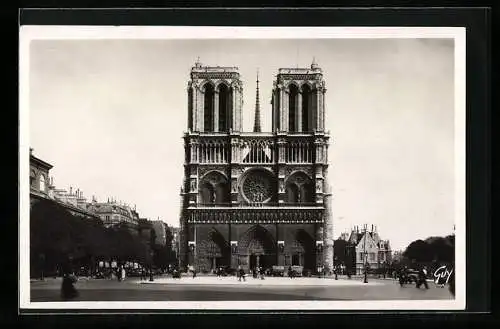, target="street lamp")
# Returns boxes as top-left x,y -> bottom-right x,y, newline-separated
149,250 -> 154,282
334,256 -> 338,280
362,225 -> 368,283
39,253 -> 45,281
